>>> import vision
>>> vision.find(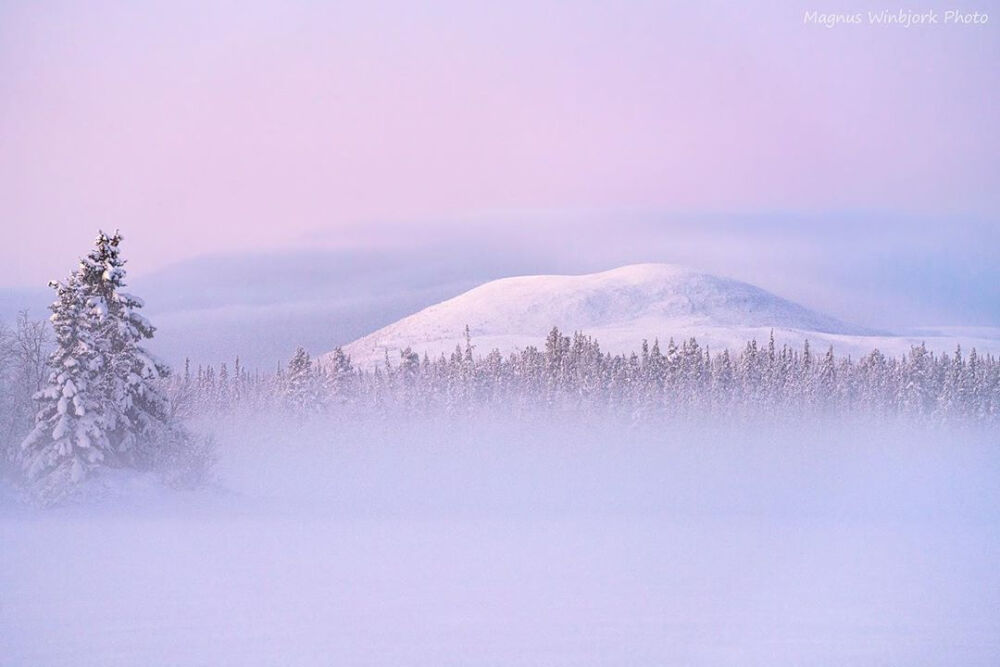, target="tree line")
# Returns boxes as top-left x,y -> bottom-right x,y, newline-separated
174,327 -> 1000,423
